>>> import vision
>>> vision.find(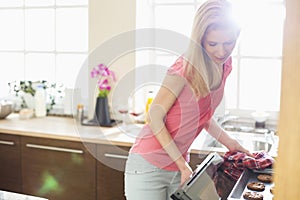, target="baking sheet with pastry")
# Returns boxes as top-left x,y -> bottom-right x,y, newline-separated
228,168 -> 274,200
